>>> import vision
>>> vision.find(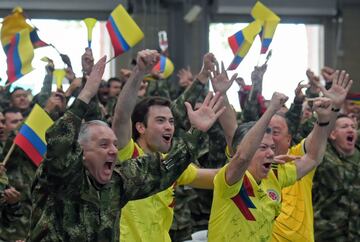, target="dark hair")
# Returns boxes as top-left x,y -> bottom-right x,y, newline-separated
99,80 -> 109,88
108,77 -> 126,89
232,121 -> 272,151
10,87 -> 25,96
132,96 -> 171,140
274,112 -> 292,135
3,107 -> 22,116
